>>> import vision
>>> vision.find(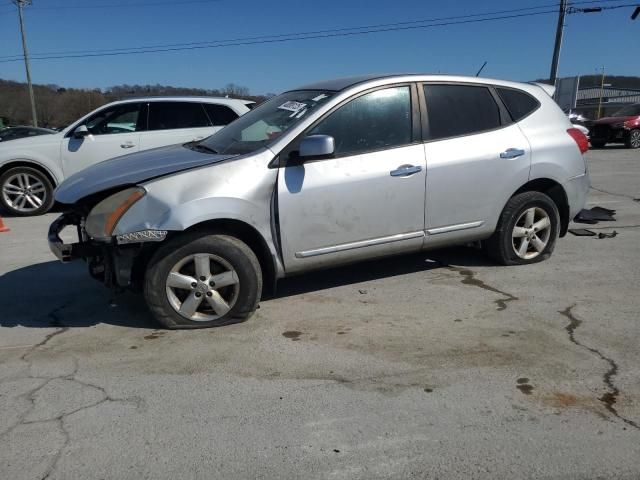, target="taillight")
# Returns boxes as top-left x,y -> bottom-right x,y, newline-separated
567,128 -> 589,154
